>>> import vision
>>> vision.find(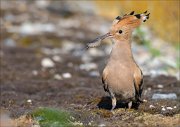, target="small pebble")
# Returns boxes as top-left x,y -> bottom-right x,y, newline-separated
152,93 -> 177,100
166,107 -> 173,110
98,123 -> 106,127
27,99 -> 32,103
32,70 -> 38,76
88,122 -> 92,126
54,74 -> 62,80
61,41 -> 75,52
41,58 -> 55,68
3,38 -> 16,47
72,121 -> 83,126
62,73 -> 72,79
89,71 -> 100,77
157,84 -> 163,88
174,106 -> 177,109
143,99 -> 147,102
18,23 -> 55,35
147,87 -> 151,91
70,116 -> 75,120
161,107 -> 166,111
52,55 -> 62,62
79,63 -> 97,71
35,0 -> 49,8
149,105 -> 155,108
88,48 -> 104,57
